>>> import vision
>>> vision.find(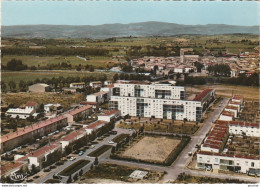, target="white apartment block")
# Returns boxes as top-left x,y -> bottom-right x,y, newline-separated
6,108 -> 34,119
197,151 -> 260,174
110,81 -> 203,121
112,81 -> 185,100
228,121 -> 259,137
